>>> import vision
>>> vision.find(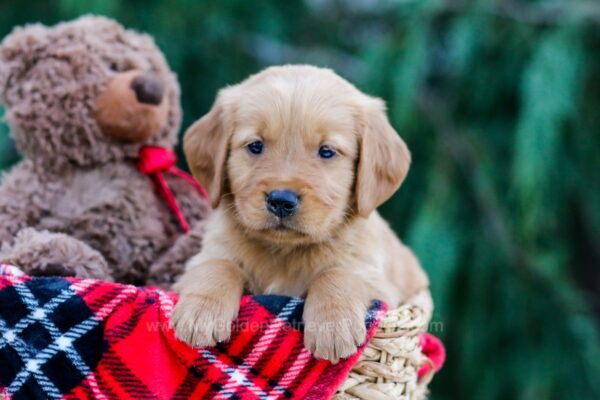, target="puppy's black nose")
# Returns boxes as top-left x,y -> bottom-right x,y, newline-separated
130,73 -> 165,105
266,190 -> 299,218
